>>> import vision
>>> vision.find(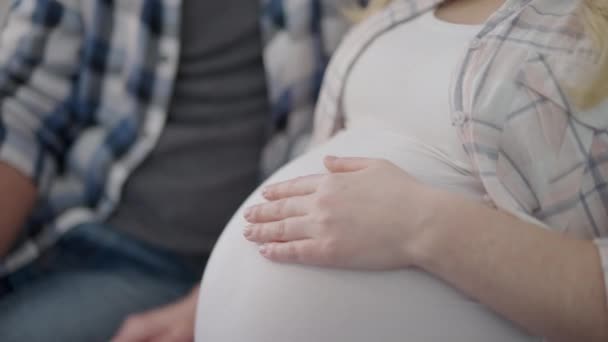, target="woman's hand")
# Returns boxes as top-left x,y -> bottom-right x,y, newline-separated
243,156 -> 439,270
